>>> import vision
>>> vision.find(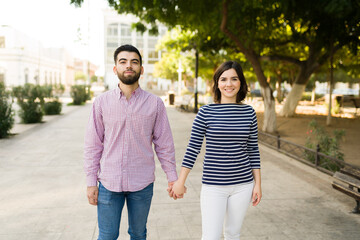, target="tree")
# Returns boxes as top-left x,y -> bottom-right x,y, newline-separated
71,0 -> 278,132
70,0 -> 360,132
262,0 -> 360,117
